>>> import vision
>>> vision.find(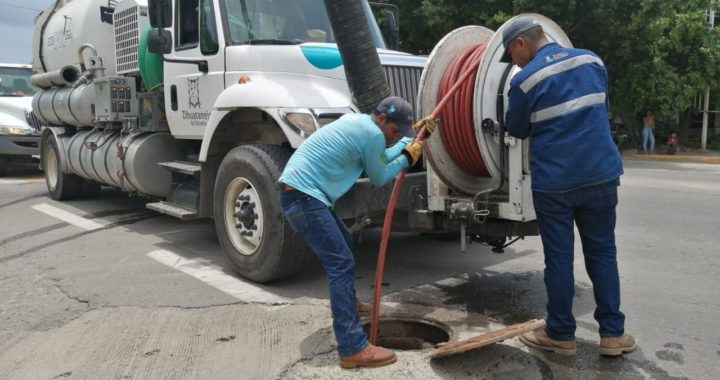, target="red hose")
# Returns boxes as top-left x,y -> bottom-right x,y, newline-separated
439,44 -> 491,176
369,43 -> 489,345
